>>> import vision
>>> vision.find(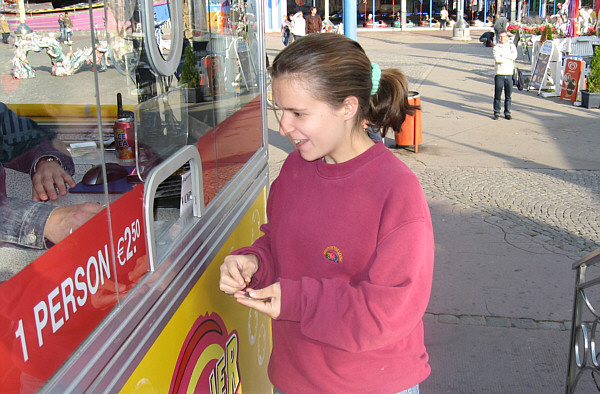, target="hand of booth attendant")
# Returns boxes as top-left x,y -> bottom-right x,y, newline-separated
44,202 -> 104,244
32,159 -> 76,201
234,282 -> 281,320
219,253 -> 259,294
